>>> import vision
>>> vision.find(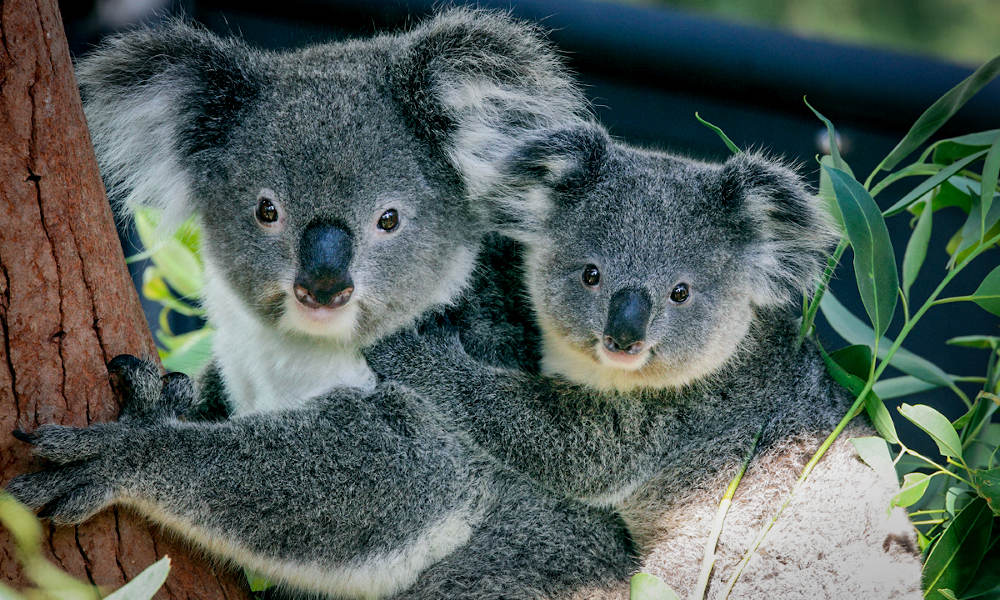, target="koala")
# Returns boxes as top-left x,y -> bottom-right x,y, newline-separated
366,124 -> 924,598
7,12 -> 636,600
